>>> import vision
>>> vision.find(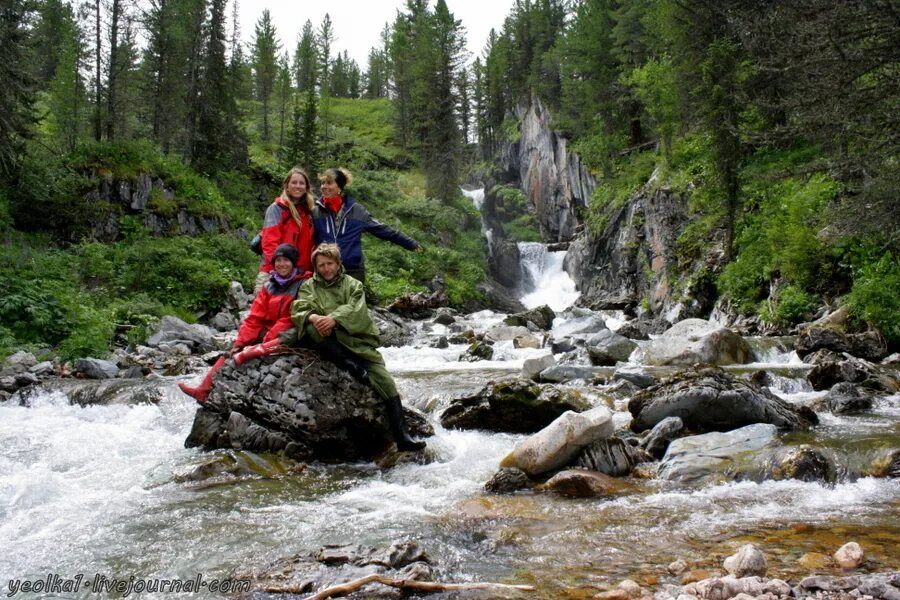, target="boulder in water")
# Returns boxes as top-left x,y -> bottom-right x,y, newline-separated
640,319 -> 753,367
833,542 -> 865,569
440,378 -> 590,433
586,329 -> 638,365
723,544 -> 767,578
640,416 -> 684,459
522,354 -> 556,381
658,423 -> 779,483
484,467 -> 532,494
504,305 -> 556,331
544,469 -> 627,498
500,406 -> 615,476
184,351 -> 432,461
371,307 -> 416,347
459,340 -> 494,362
574,438 -> 647,476
628,368 -> 818,433
796,326 -> 888,362
826,382 -> 874,414
766,445 -> 837,483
